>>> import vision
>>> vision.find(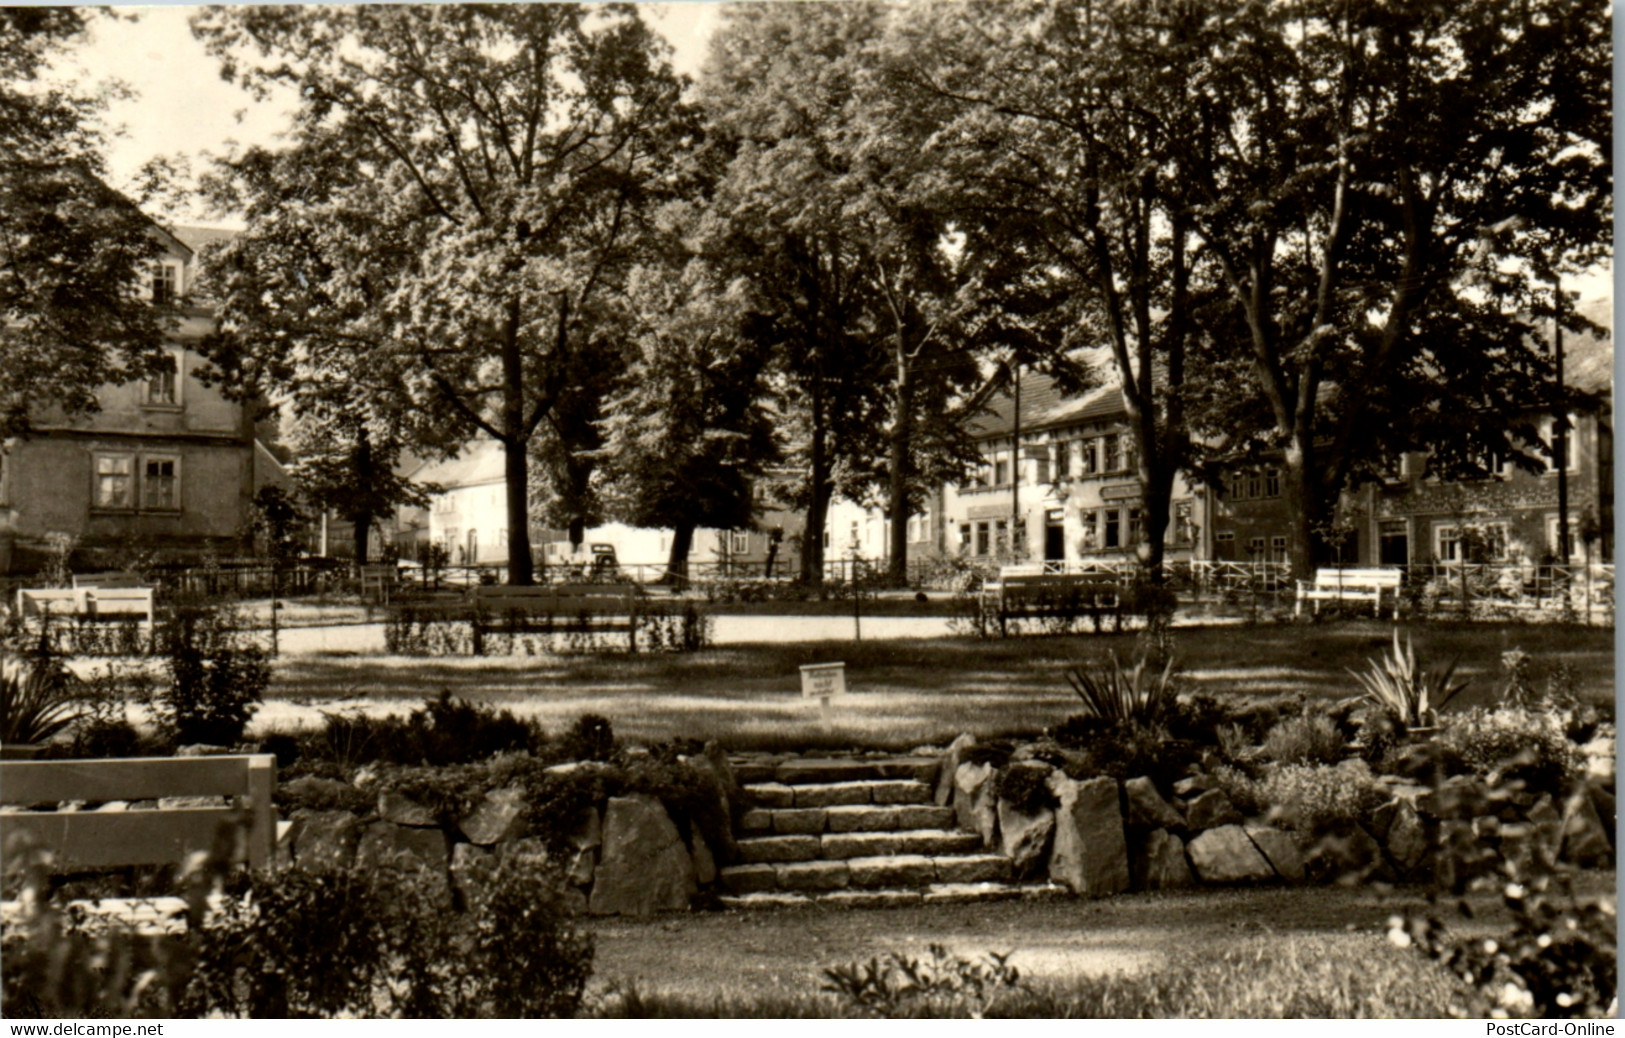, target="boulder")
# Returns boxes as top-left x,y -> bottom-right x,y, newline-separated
1246,827 -> 1305,884
291,809 -> 362,870
1182,789 -> 1243,830
1560,788 -> 1613,867
1124,777 -> 1184,830
1046,773 -> 1129,897
953,761 -> 998,847
283,775 -> 359,808
357,822 -> 449,872
1135,828 -> 1194,890
459,785 -> 528,846
566,807 -> 601,885
996,799 -> 1055,879
690,742 -> 743,856
589,794 -> 697,916
1581,735 -> 1615,784
1186,825 -> 1274,884
1173,773 -> 1215,797
378,790 -> 437,827
690,831 -> 717,886
1303,823 -> 1392,884
1588,780 -> 1616,841
936,734 -> 976,806
1381,800 -> 1429,874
